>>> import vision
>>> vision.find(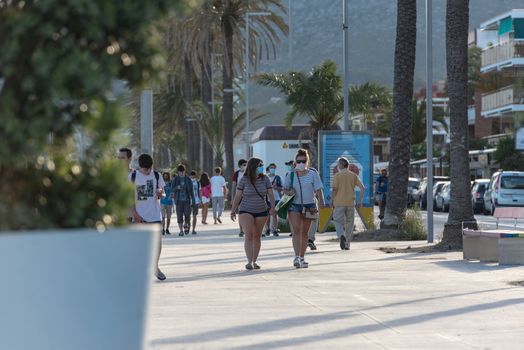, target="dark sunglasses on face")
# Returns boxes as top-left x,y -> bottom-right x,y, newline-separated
296,160 -> 307,164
